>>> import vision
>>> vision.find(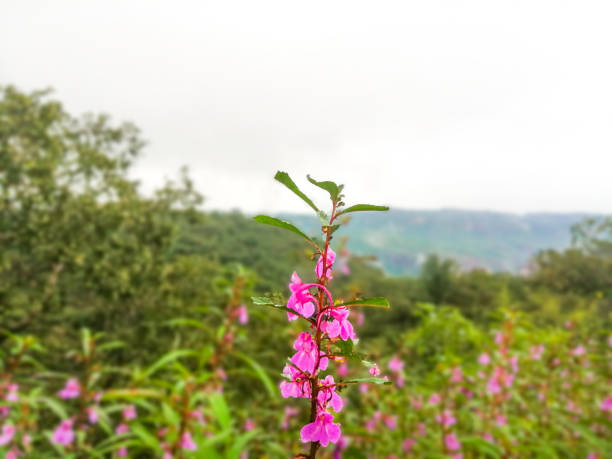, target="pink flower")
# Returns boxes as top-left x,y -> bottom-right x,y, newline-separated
530,345 -> 545,360
428,393 -> 441,405
123,404 -> 137,420
496,414 -> 507,427
180,431 -> 197,450
86,407 -> 98,424
600,396 -> 612,411
337,361 -> 349,377
280,364 -> 311,399
300,411 -> 341,447
0,424 -> 16,446
483,432 -> 494,443
359,383 -> 369,394
291,332 -> 321,374
322,306 -> 356,341
5,384 -> 19,402
58,378 -> 81,399
450,367 -> 463,383
445,433 -> 461,451
369,364 -> 380,376
282,406 -> 299,430
384,415 -> 397,430
316,249 -> 336,279
403,438 -> 415,453
22,434 -> 31,447
236,305 -> 249,324
191,409 -> 206,426
571,345 -> 586,357
244,419 -> 255,431
317,375 -> 344,412
478,353 -> 491,366
388,356 -> 404,373
287,273 -> 316,321
416,422 -> 427,437
509,356 -> 519,373
52,419 -> 75,446
436,410 -> 457,428
115,423 -> 129,435
117,447 -> 128,457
